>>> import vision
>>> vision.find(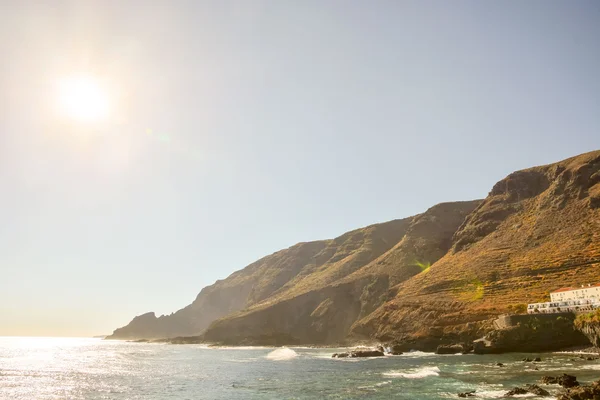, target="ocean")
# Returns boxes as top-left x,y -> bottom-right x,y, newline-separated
1,337 -> 599,399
